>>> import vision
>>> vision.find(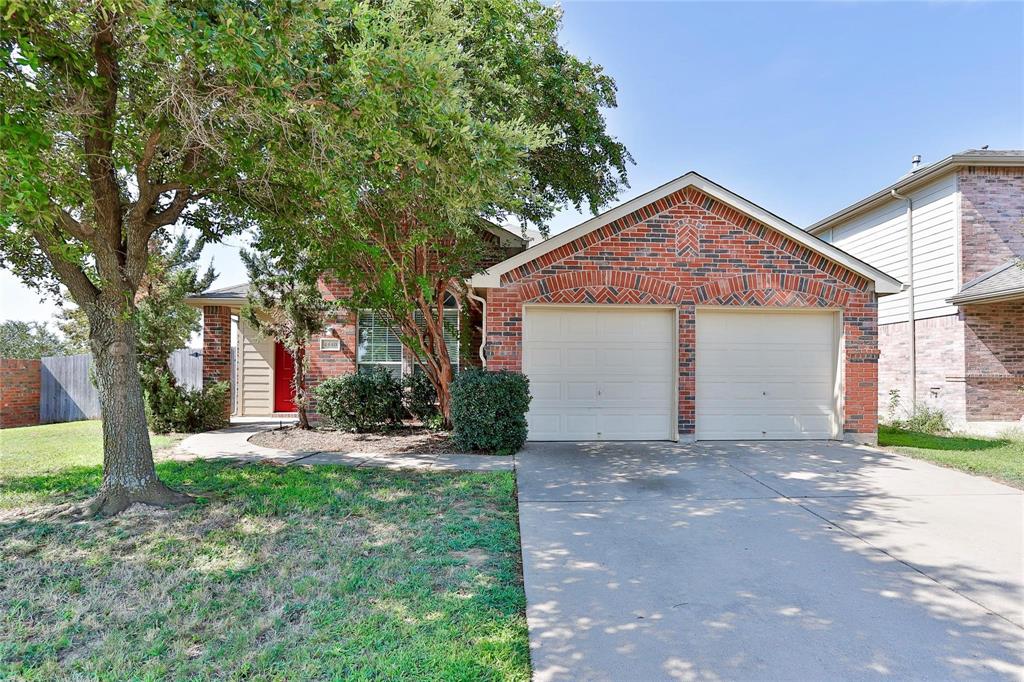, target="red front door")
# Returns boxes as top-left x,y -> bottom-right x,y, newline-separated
274,342 -> 297,413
